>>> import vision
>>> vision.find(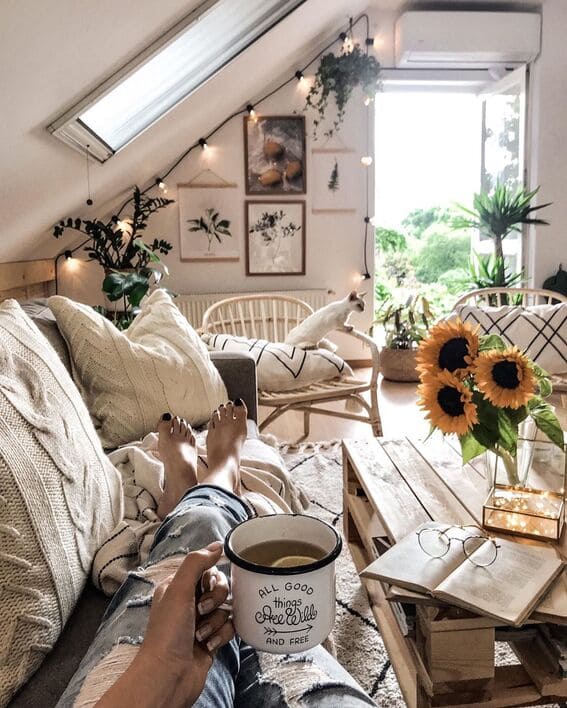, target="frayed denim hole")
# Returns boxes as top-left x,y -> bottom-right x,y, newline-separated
117,635 -> 144,646
300,683 -> 377,705
125,594 -> 153,609
282,655 -> 313,665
